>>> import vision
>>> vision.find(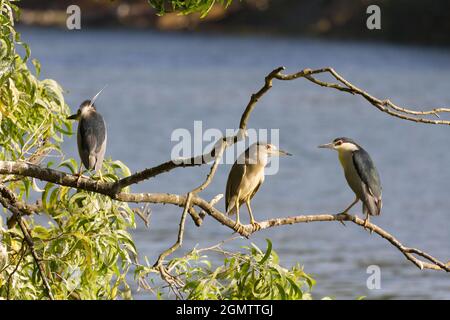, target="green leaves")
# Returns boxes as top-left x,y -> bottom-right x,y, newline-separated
148,239 -> 317,300
258,239 -> 272,265
0,0 -> 136,299
148,0 -> 235,18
